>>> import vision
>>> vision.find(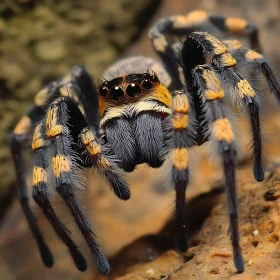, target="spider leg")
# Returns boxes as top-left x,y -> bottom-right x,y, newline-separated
226,45 -> 280,104
32,123 -> 87,271
193,65 -> 244,272
207,14 -> 261,52
183,32 -> 264,181
10,107 -> 54,268
44,96 -> 109,274
9,79 -> 67,267
148,10 -> 261,90
170,90 -> 192,252
69,65 -> 101,131
43,94 -> 130,274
